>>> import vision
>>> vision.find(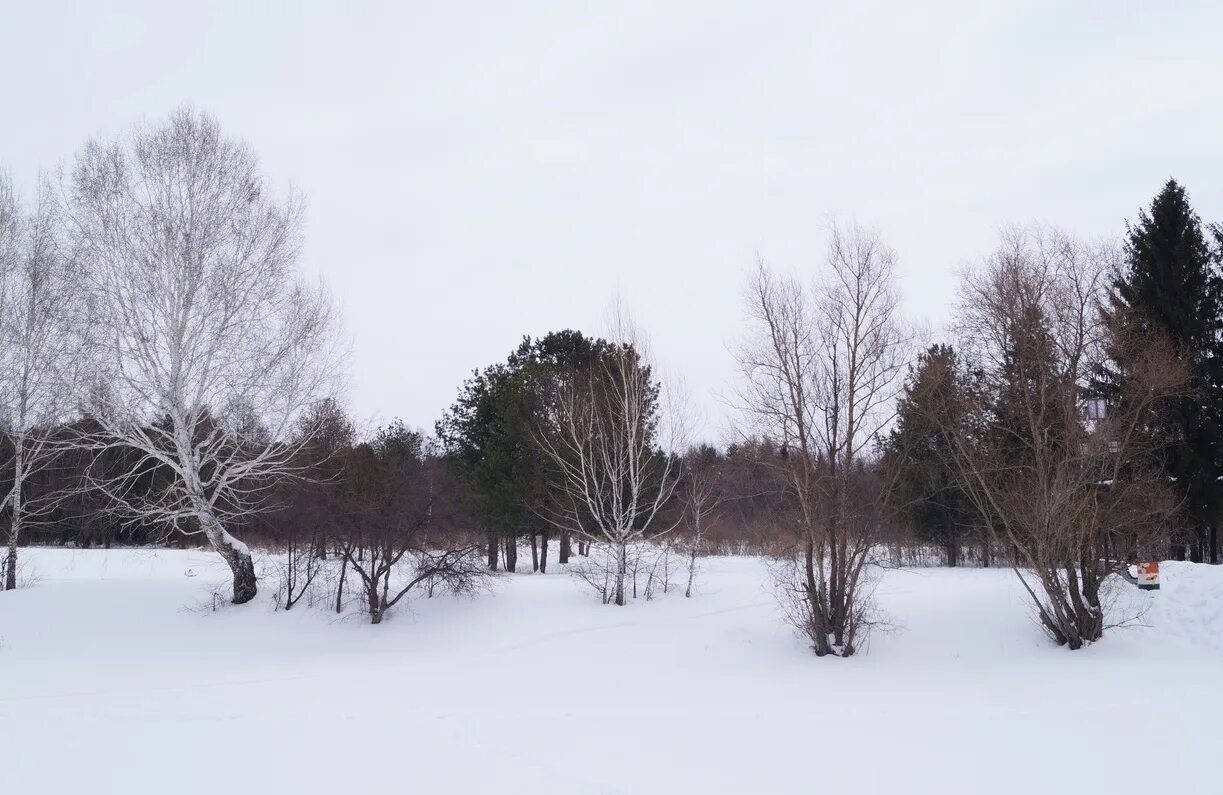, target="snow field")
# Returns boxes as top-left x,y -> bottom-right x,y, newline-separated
1,548 -> 1221,794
